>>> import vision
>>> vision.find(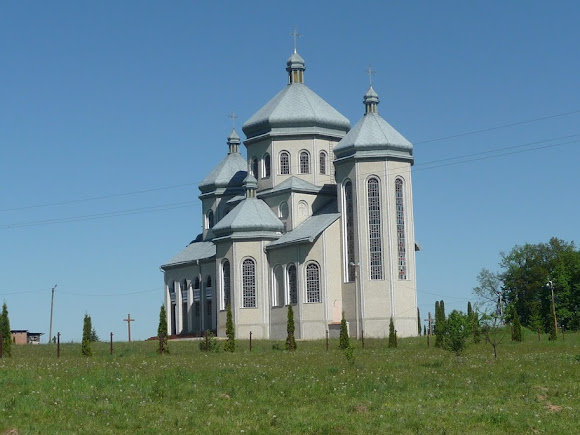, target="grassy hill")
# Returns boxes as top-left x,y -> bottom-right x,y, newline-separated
1,329 -> 578,434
